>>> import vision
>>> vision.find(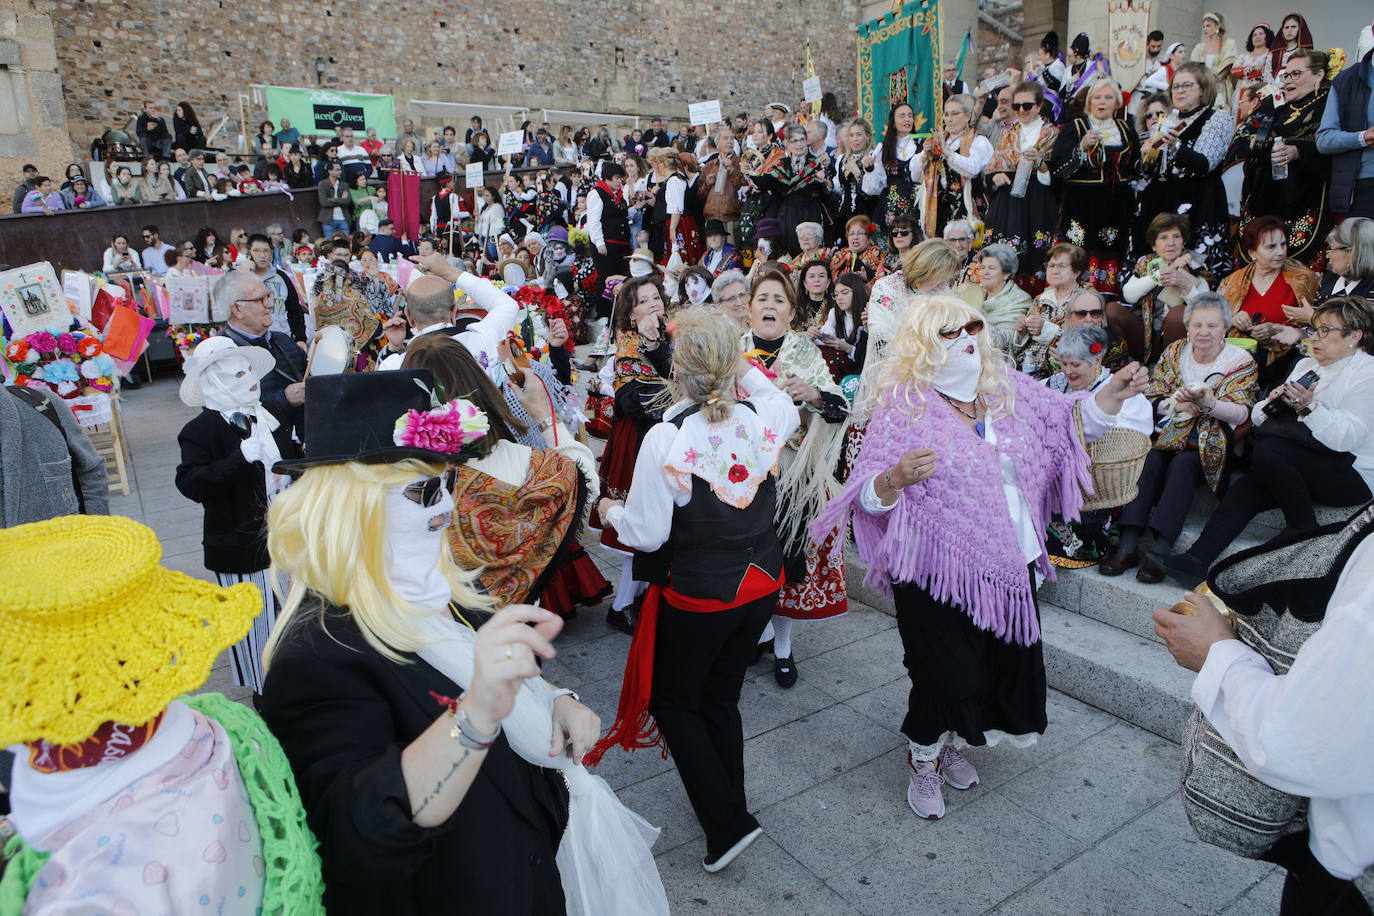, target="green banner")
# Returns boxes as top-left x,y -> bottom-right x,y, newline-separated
262,86 -> 397,139
856,0 -> 941,140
